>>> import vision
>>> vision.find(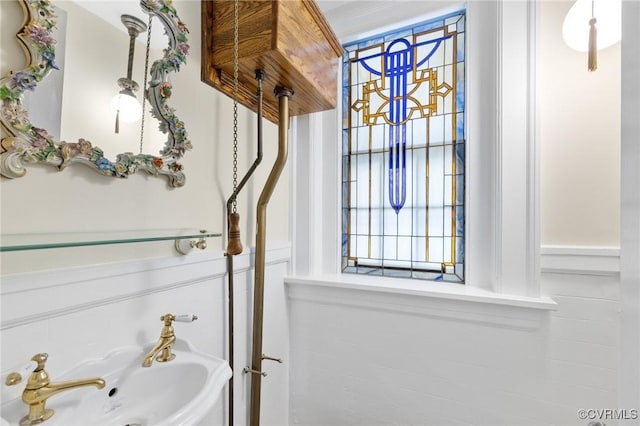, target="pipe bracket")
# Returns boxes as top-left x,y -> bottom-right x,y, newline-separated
262,354 -> 283,364
243,367 -> 267,377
